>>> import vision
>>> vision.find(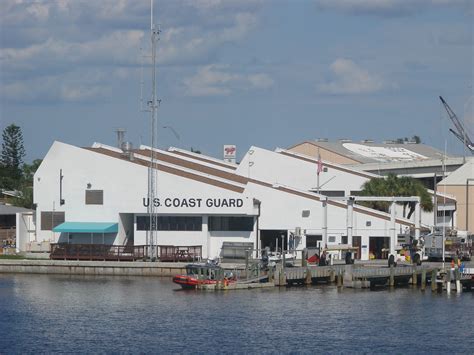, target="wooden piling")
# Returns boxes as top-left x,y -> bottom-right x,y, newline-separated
302,248 -> 308,268
411,267 -> 417,285
455,268 -> 461,293
389,266 -> 395,287
421,269 -> 426,291
329,269 -> 335,283
431,269 -> 437,292
305,267 -> 312,285
446,269 -> 451,294
337,273 -> 343,287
